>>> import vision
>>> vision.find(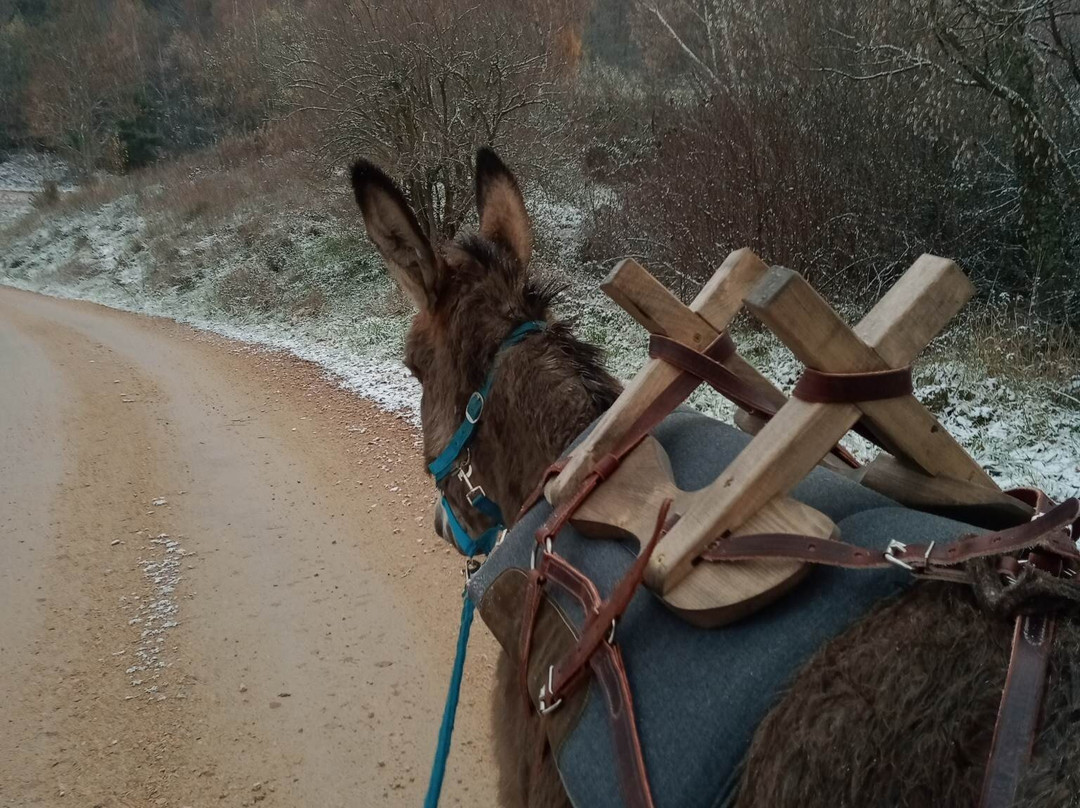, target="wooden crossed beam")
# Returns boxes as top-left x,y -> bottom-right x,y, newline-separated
599,253 -> 1028,523
647,255 -> 1000,592
547,248 -> 778,506
545,249 -> 1031,622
